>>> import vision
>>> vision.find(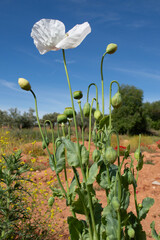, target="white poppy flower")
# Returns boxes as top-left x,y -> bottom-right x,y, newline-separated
31,19 -> 91,54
